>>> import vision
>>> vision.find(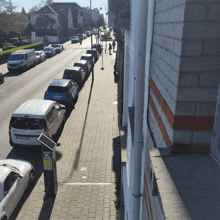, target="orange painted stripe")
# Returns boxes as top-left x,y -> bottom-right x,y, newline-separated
150,79 -> 214,131
149,95 -> 210,154
149,95 -> 172,151
143,187 -> 151,220
144,174 -> 154,220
